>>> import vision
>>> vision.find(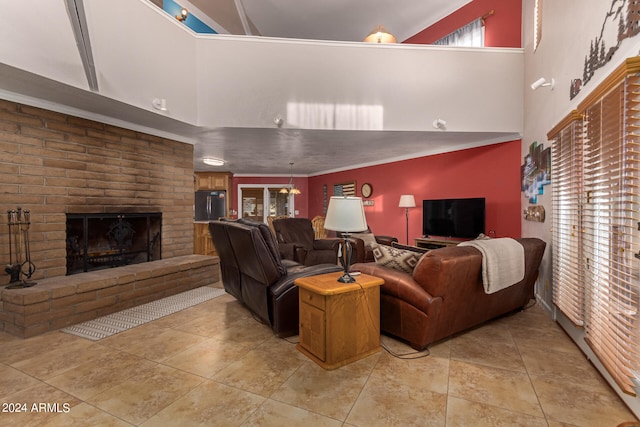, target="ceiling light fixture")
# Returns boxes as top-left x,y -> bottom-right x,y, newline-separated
152,98 -> 167,111
433,118 -> 447,129
203,157 -> 225,166
530,77 -> 555,90
280,162 -> 301,195
363,25 -> 397,44
176,8 -> 188,22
